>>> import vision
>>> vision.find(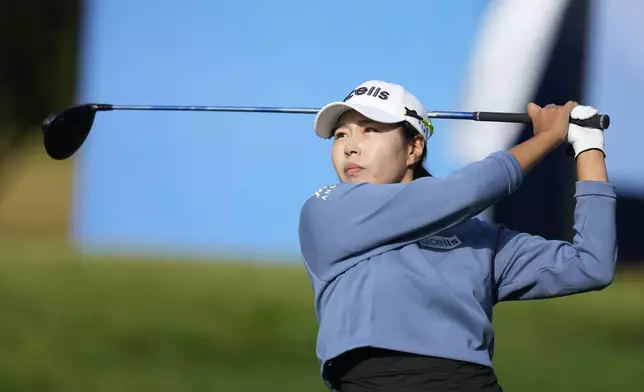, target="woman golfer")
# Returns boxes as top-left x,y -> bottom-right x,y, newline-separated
298,80 -> 616,391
